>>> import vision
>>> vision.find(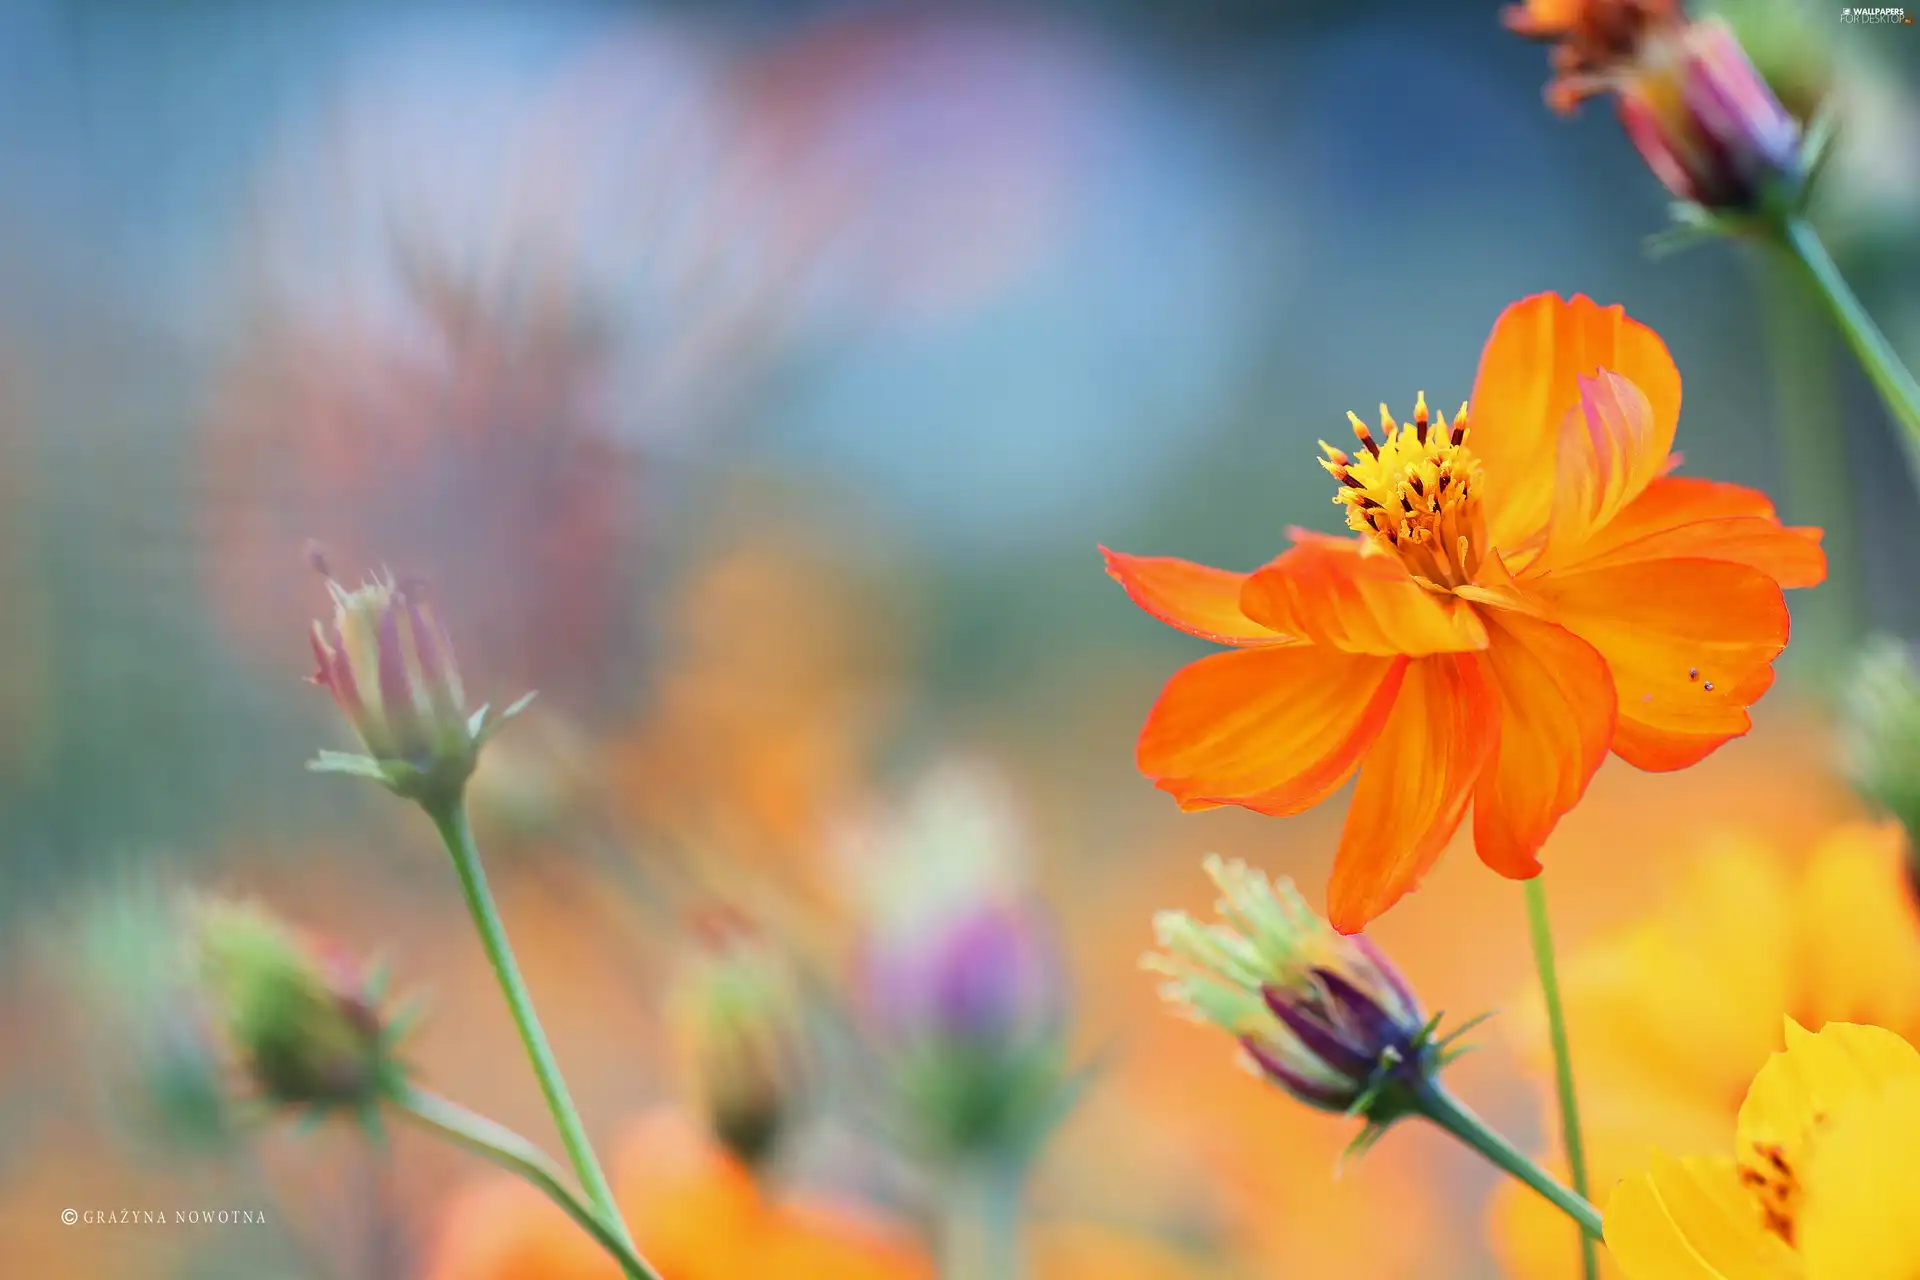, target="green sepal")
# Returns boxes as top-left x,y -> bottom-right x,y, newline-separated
471,691 -> 537,750
307,751 -> 393,785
